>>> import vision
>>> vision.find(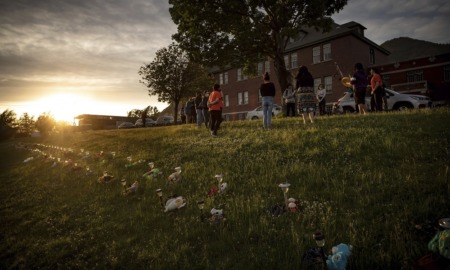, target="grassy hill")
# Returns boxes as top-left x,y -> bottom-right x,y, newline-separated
1,109 -> 449,269
381,37 -> 450,62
